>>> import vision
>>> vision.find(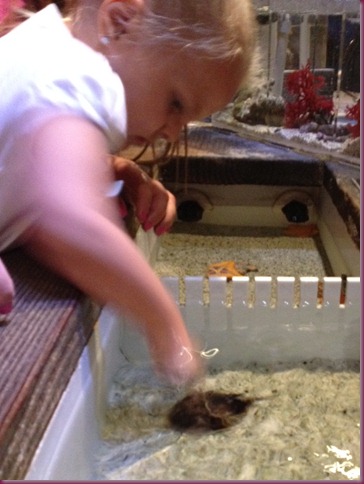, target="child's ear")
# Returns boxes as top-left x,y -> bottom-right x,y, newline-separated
98,0 -> 145,41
